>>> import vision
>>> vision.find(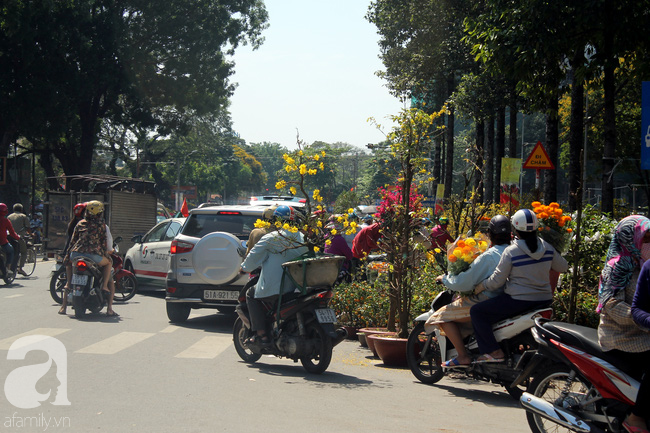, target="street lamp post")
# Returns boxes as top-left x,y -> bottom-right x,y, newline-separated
175,150 -> 198,211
